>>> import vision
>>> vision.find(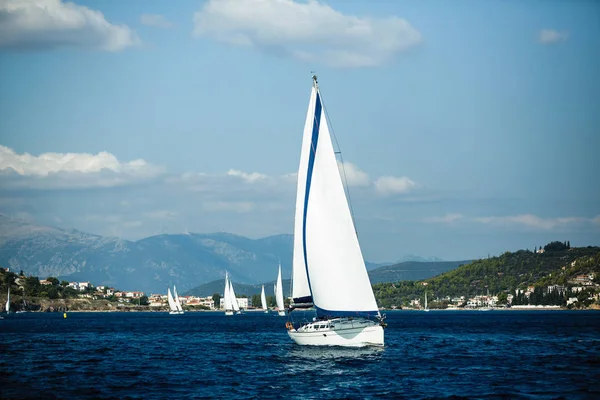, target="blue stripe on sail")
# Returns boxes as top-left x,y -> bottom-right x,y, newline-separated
316,307 -> 380,319
301,92 -> 322,302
